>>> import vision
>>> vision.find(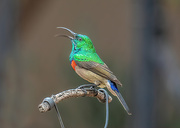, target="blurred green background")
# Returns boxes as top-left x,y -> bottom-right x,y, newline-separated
0,0 -> 180,128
